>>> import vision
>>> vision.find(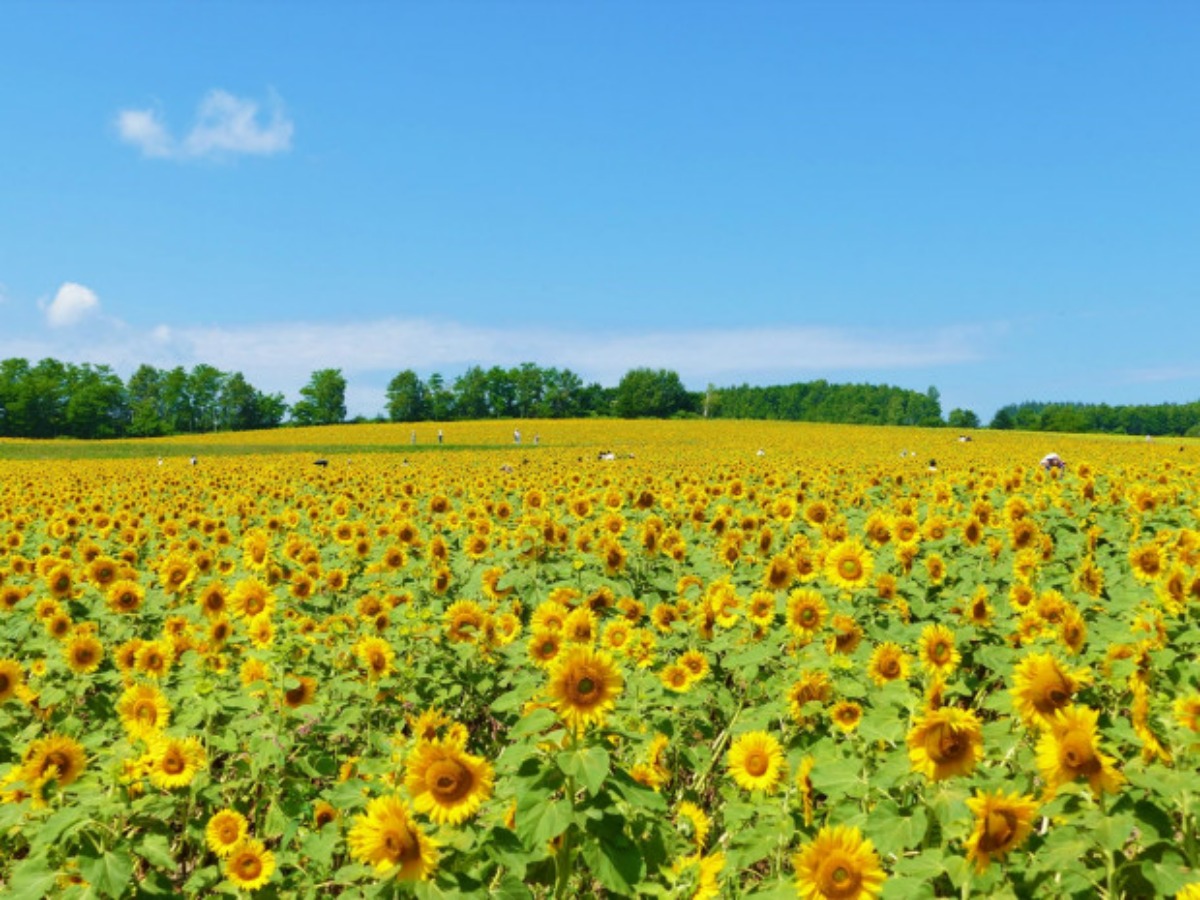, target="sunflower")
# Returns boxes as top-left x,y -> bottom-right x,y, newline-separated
867,643 -> 910,686
527,628 -> 564,669
106,579 -> 145,614
763,554 -> 795,592
348,794 -> 439,880
1011,652 -> 1088,730
314,799 -> 339,830
1175,692 -> 1200,734
224,838 -> 275,891
601,620 -> 633,654
246,614 -> 275,650
206,808 -> 249,857
444,600 -> 487,644
231,578 -> 276,620
675,800 -> 711,850
726,731 -> 785,794
661,663 -> 693,692
45,562 -> 76,599
747,590 -> 776,627
405,738 -> 494,825
117,684 -> 171,739
1035,705 -> 1124,798
786,589 -> 828,640
158,553 -> 196,595
794,824 -> 886,900
831,701 -> 863,733
824,540 -> 874,592
787,671 -> 833,724
906,707 -> 983,781
65,633 -> 104,674
918,624 -> 960,676
146,736 -> 207,790
545,646 -> 624,732
563,606 -> 598,644
283,675 -> 317,709
22,734 -> 87,787
826,614 -> 863,656
1128,541 -> 1165,583
354,636 -> 395,679
136,640 -> 174,679
679,650 -> 709,681
0,659 -> 25,703
964,789 -> 1038,872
